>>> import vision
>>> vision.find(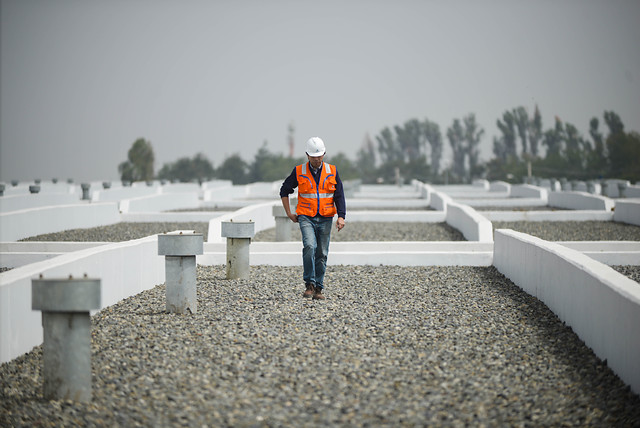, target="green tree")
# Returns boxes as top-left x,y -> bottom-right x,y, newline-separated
496,111 -> 517,159
423,119 -> 443,176
463,113 -> 484,179
447,119 -> 467,181
513,106 -> 529,155
217,154 -> 249,184
356,134 -> 377,184
118,138 -> 154,182
157,153 -> 215,183
528,105 -> 542,157
328,152 -> 359,181
607,131 -> 640,181
586,117 -> 607,177
376,127 -> 402,163
249,142 -> 302,182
